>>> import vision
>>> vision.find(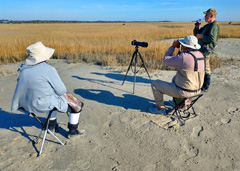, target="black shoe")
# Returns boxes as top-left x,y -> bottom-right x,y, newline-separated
67,122 -> 85,138
201,87 -> 208,92
48,119 -> 58,133
48,123 -> 59,133
68,129 -> 85,139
